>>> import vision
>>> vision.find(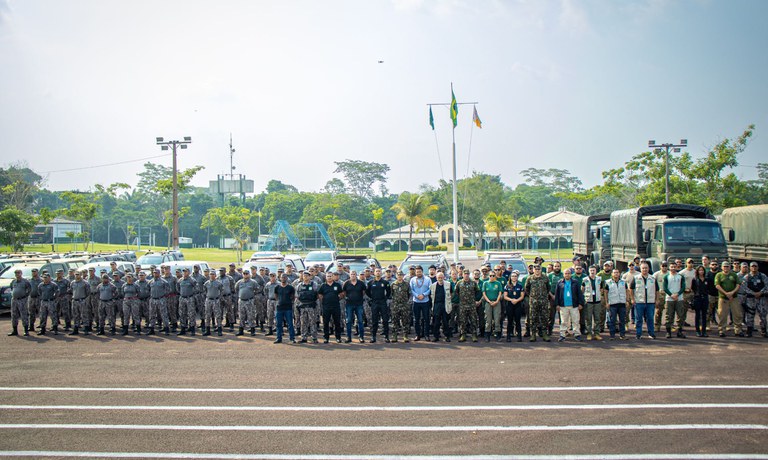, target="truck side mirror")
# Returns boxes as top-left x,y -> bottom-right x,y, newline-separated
728,229 -> 735,242
643,229 -> 652,243
594,229 -> 600,239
